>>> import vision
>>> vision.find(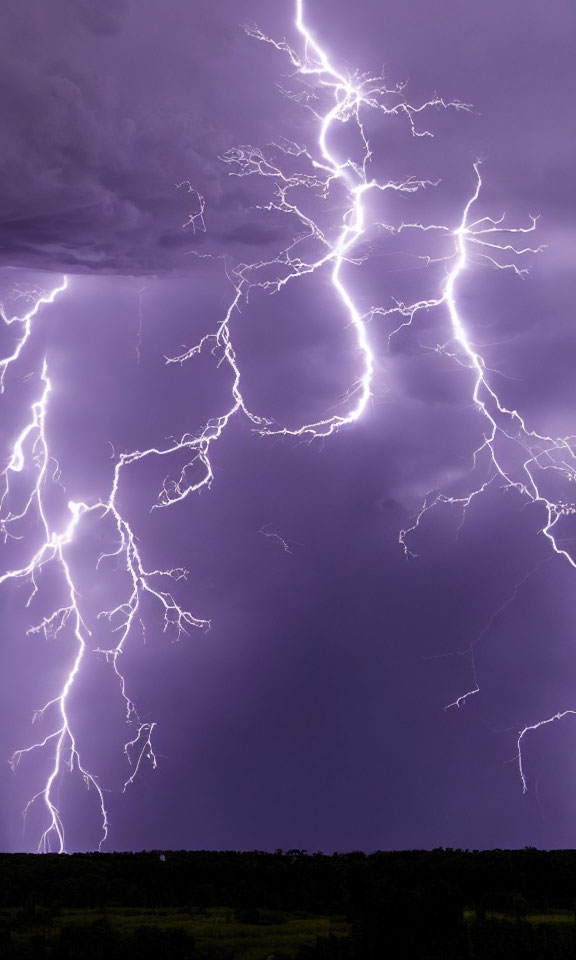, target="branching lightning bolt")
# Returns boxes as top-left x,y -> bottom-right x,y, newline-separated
0,0 -> 570,850
392,166 -> 576,791
207,3 -> 576,796
1,283 -> 209,851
